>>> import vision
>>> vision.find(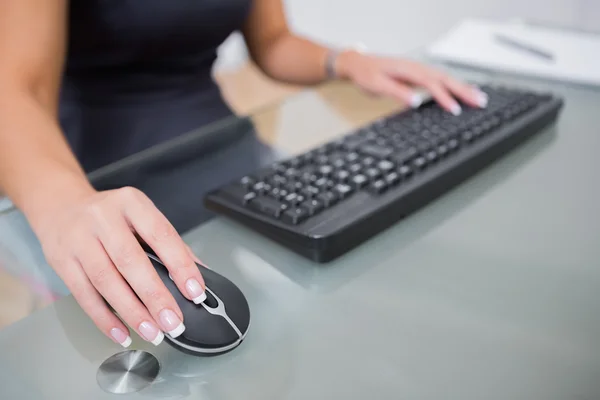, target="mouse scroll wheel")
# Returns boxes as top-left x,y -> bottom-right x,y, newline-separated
203,290 -> 219,308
